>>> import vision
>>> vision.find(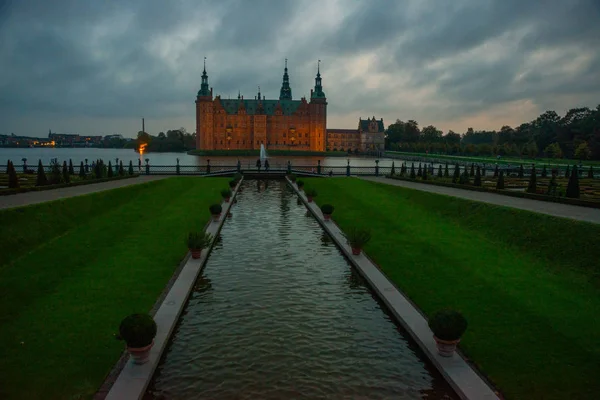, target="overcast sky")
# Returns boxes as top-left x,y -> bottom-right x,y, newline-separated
0,0 -> 599,138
